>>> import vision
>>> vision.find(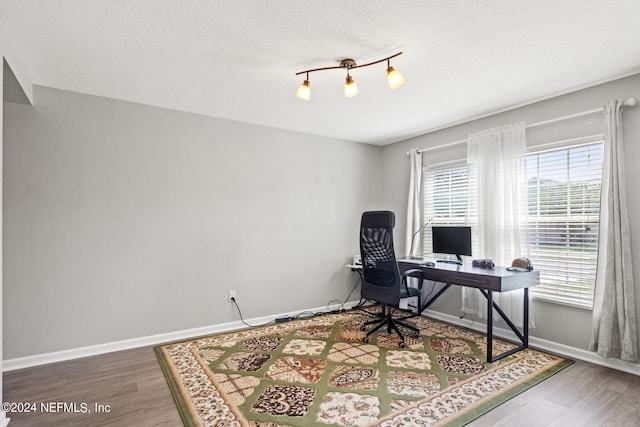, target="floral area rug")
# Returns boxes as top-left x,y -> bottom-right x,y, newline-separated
155,308 -> 572,426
